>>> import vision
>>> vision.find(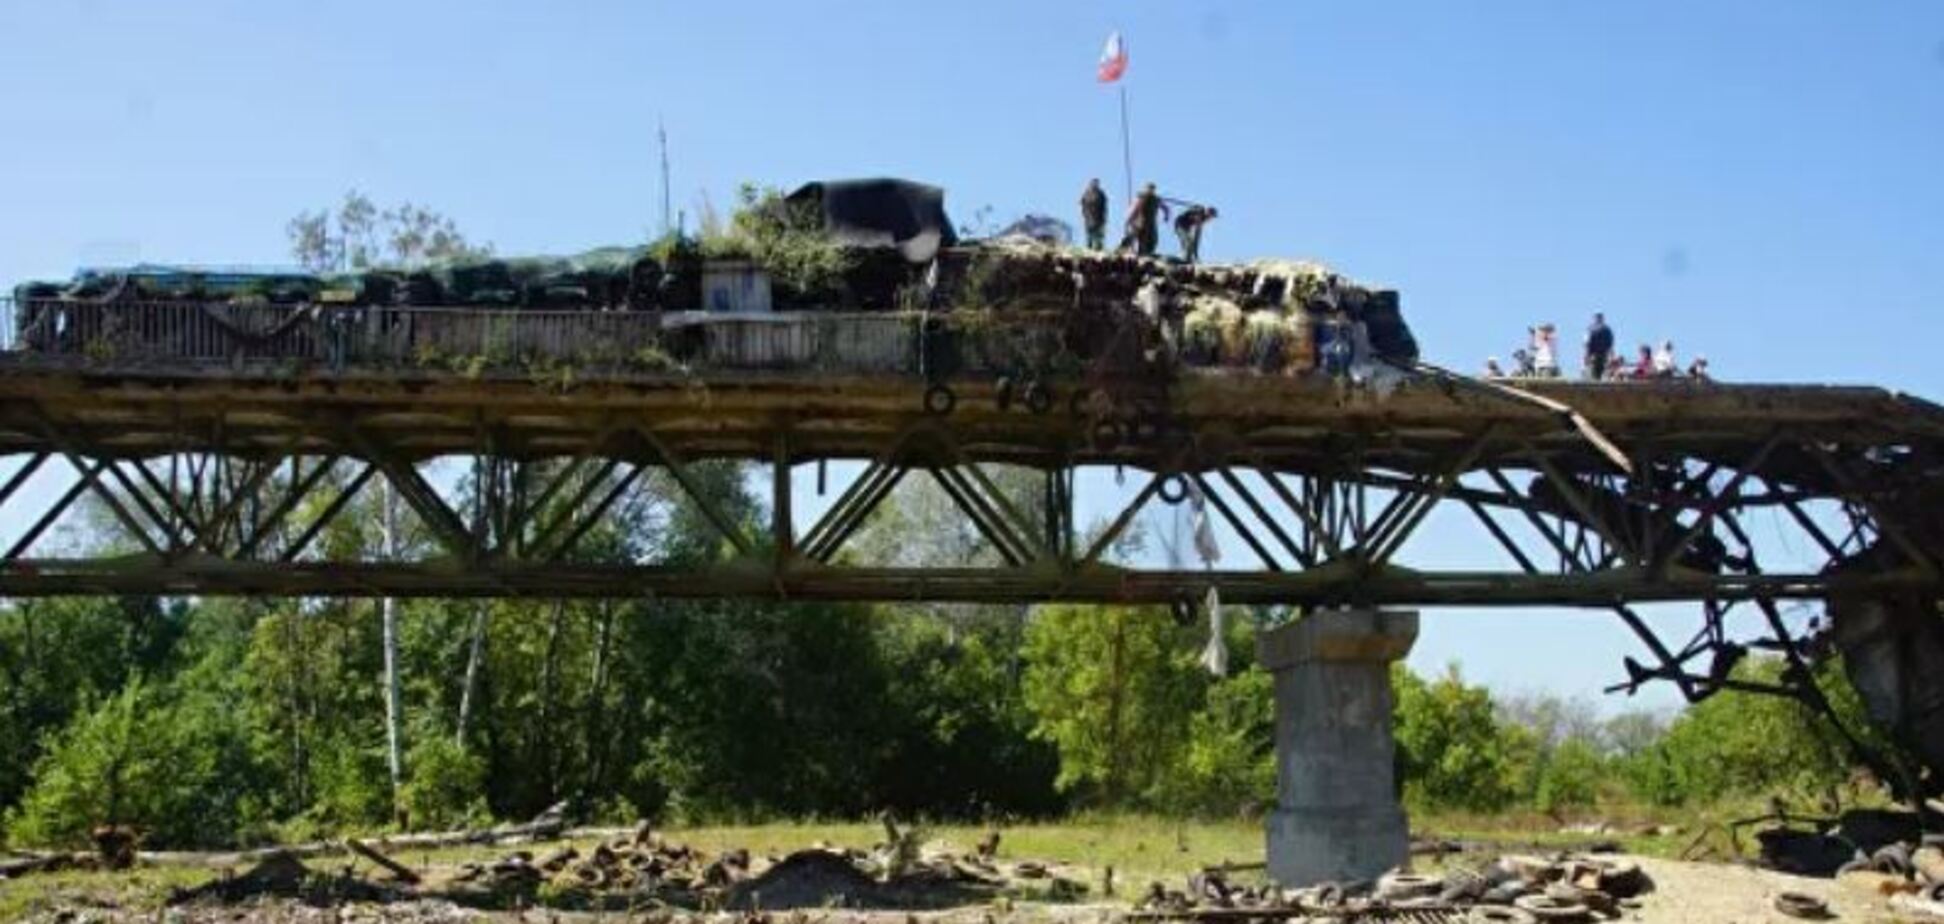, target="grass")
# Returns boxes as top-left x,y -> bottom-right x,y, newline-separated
669,814 -> 1263,891
384,814 -> 1262,896
0,808 -> 1770,917
0,863 -> 213,921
